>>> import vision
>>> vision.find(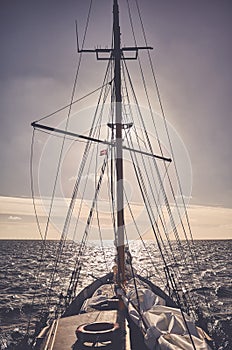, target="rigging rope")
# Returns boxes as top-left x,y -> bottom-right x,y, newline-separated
133,0 -> 196,256
65,153 -> 110,303
121,60 -> 174,254
133,0 -> 213,324
120,59 -> 197,314
42,0 -> 95,313
123,189 -> 166,285
95,133 -> 110,273
62,60 -> 114,303
33,80 -> 113,124
29,0 -> 96,324
120,60 -> 173,286
122,56 -> 195,283
126,1 -> 195,279
121,58 -> 199,318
